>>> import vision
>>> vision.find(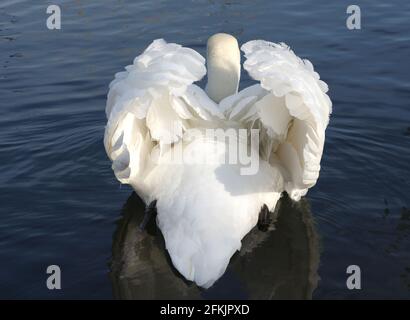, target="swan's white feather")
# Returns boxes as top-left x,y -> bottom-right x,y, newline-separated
104,38 -> 330,288
232,40 -> 332,200
104,39 -> 208,188
143,135 -> 283,288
